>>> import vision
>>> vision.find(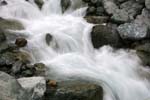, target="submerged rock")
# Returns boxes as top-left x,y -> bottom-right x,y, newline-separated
91,24 -> 122,48
18,77 -> 46,100
0,71 -> 30,100
44,80 -> 103,100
